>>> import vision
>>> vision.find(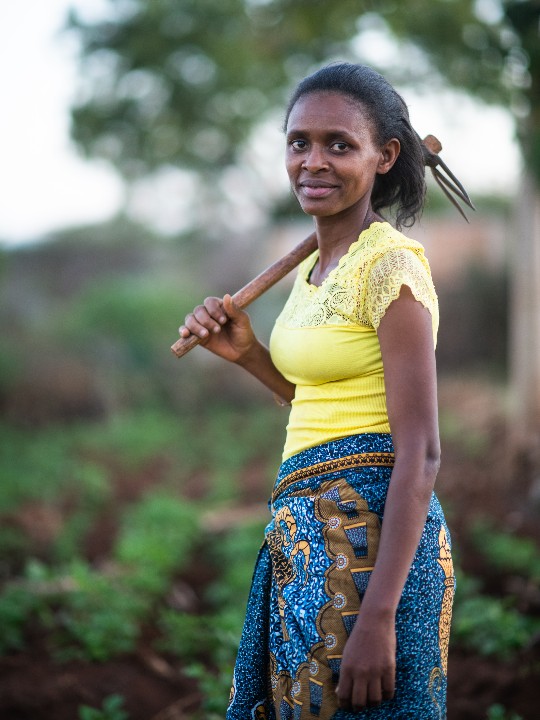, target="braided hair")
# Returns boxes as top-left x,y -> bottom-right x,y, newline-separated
284,62 -> 426,230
